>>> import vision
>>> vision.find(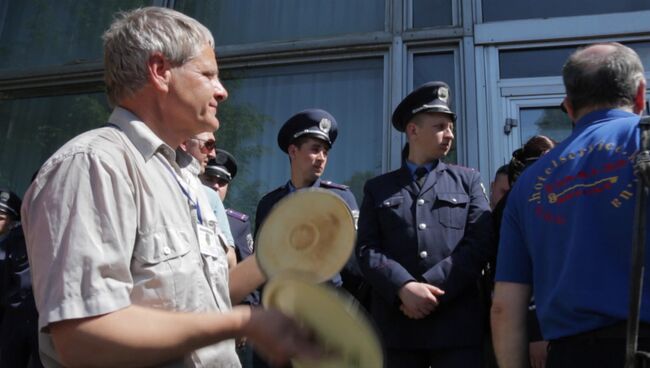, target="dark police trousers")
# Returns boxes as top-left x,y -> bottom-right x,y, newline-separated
547,322 -> 650,368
